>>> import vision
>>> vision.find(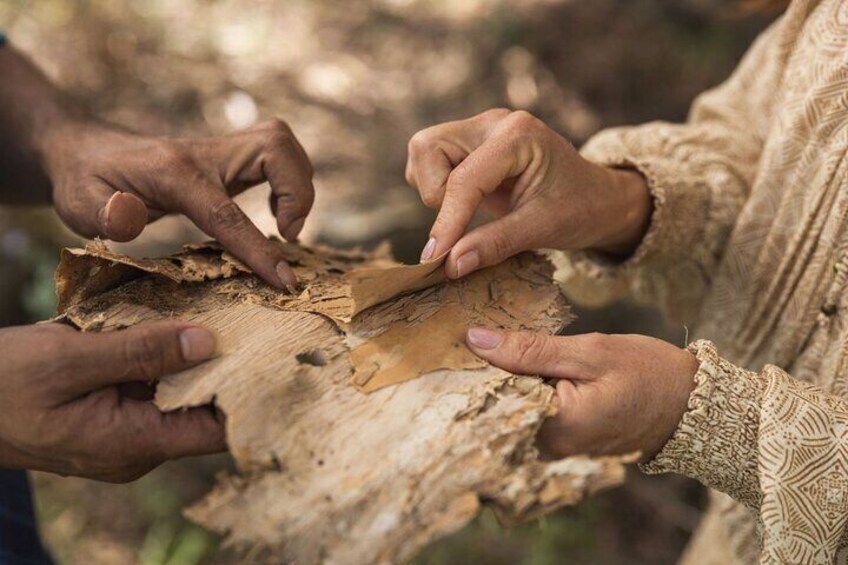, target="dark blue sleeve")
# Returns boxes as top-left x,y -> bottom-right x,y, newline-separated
0,32 -> 6,46
0,470 -> 53,564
